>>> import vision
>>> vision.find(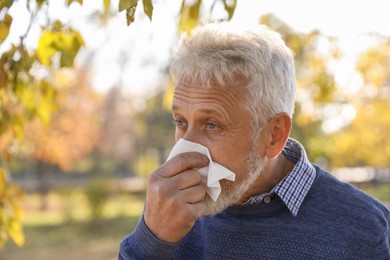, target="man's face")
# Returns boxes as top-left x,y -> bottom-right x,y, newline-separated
172,81 -> 266,214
